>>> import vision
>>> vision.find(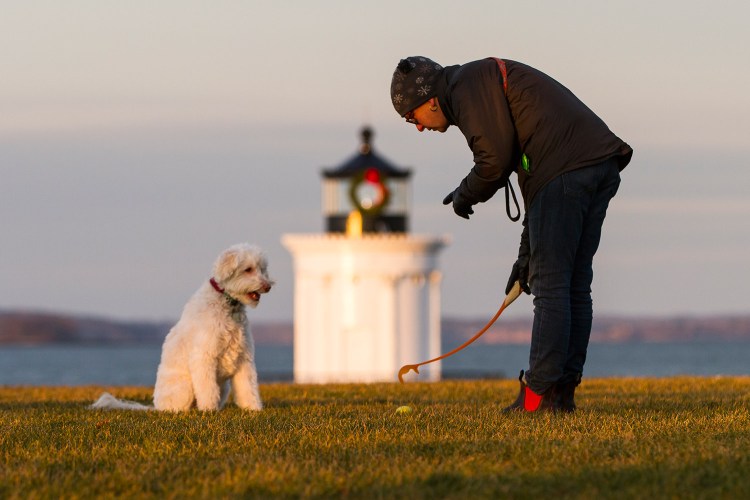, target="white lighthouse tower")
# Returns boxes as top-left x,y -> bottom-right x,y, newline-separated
282,127 -> 448,383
